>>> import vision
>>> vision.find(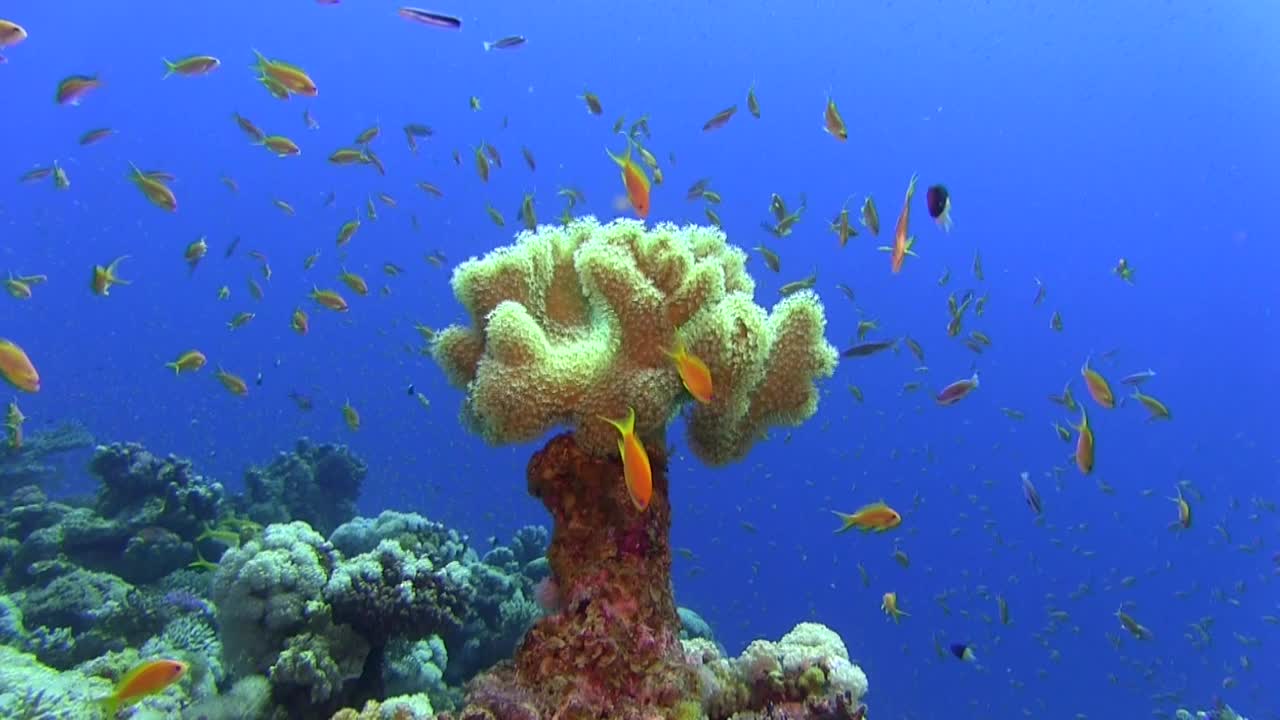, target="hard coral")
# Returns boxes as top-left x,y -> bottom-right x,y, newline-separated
237,438 -> 366,536
432,217 -> 837,463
